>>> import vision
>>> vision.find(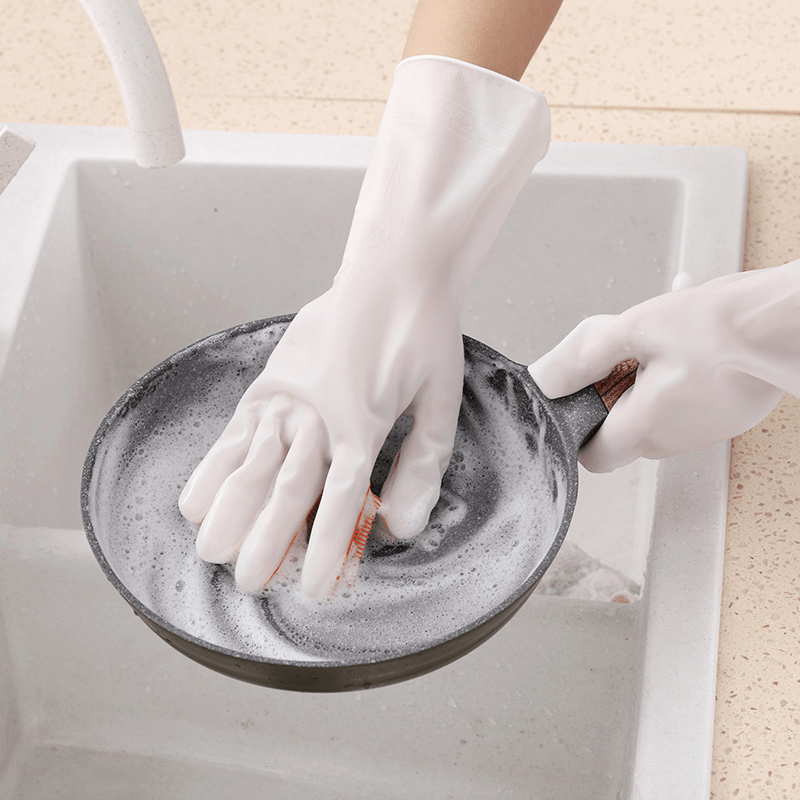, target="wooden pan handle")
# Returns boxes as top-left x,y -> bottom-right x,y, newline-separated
593,358 -> 639,411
